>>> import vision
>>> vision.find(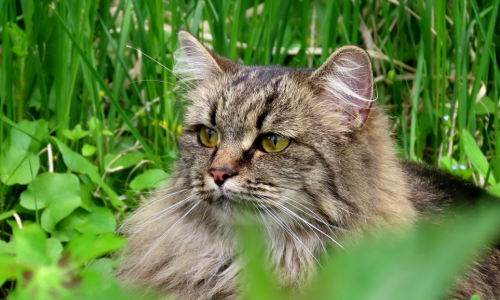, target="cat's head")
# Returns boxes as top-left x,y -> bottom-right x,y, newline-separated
172,30 -> 385,228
